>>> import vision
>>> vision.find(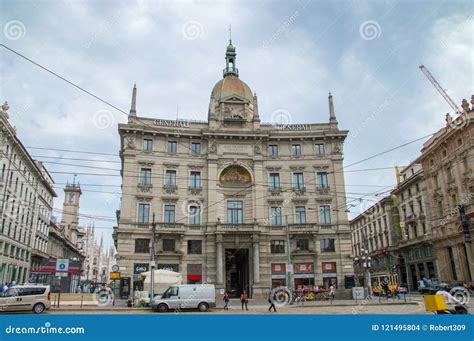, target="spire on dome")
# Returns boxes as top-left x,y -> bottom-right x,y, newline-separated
223,35 -> 238,78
